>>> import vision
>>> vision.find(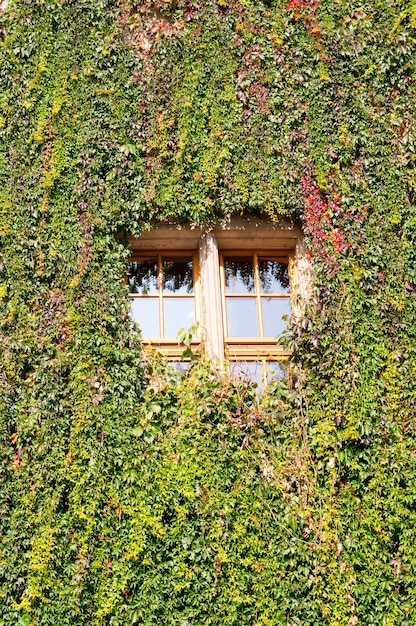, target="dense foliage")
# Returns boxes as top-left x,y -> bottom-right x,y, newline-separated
1,0 -> 415,623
